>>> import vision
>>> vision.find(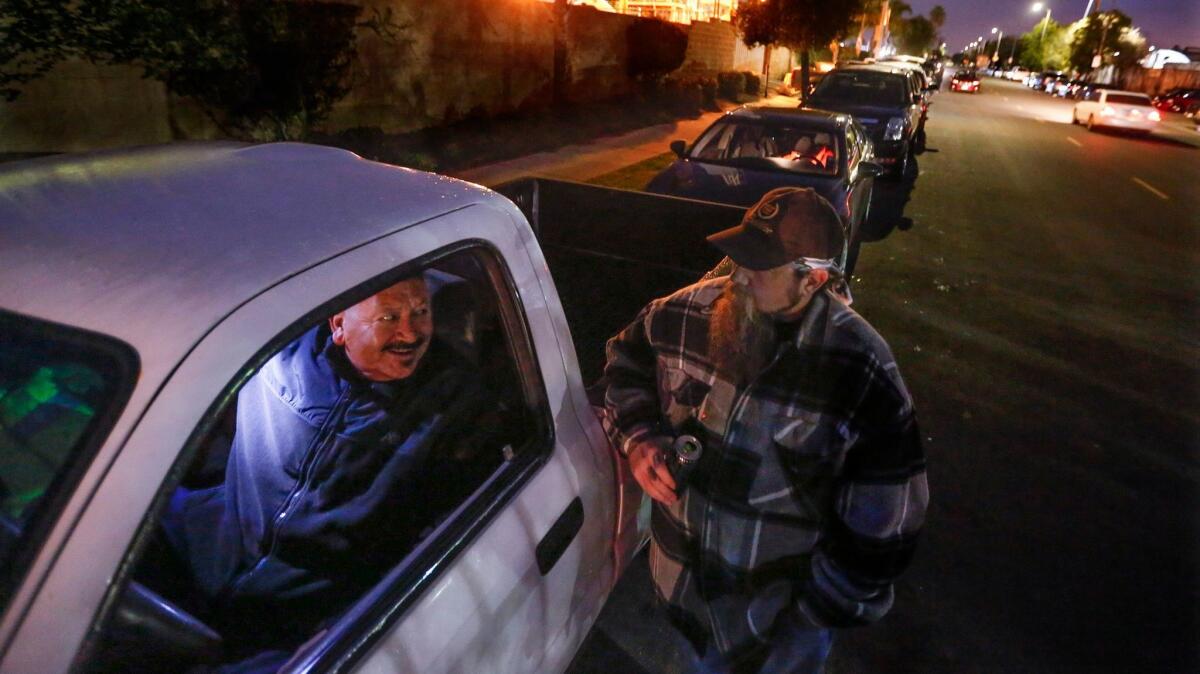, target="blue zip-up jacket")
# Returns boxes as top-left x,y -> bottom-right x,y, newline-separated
170,325 -> 488,646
